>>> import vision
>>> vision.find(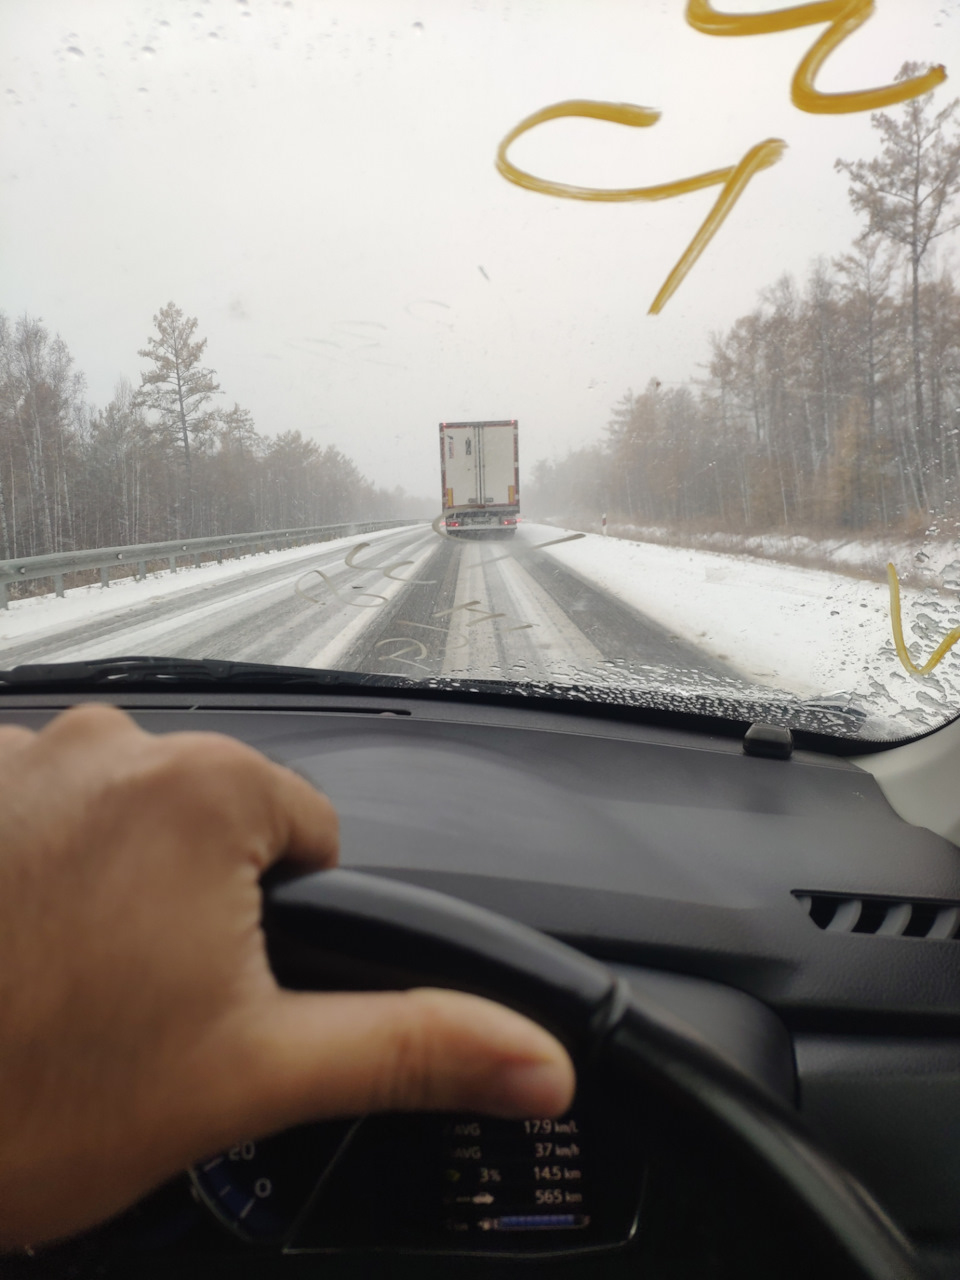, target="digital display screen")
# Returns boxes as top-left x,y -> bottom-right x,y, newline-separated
441,1114 -> 591,1239
287,1083 -> 645,1256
